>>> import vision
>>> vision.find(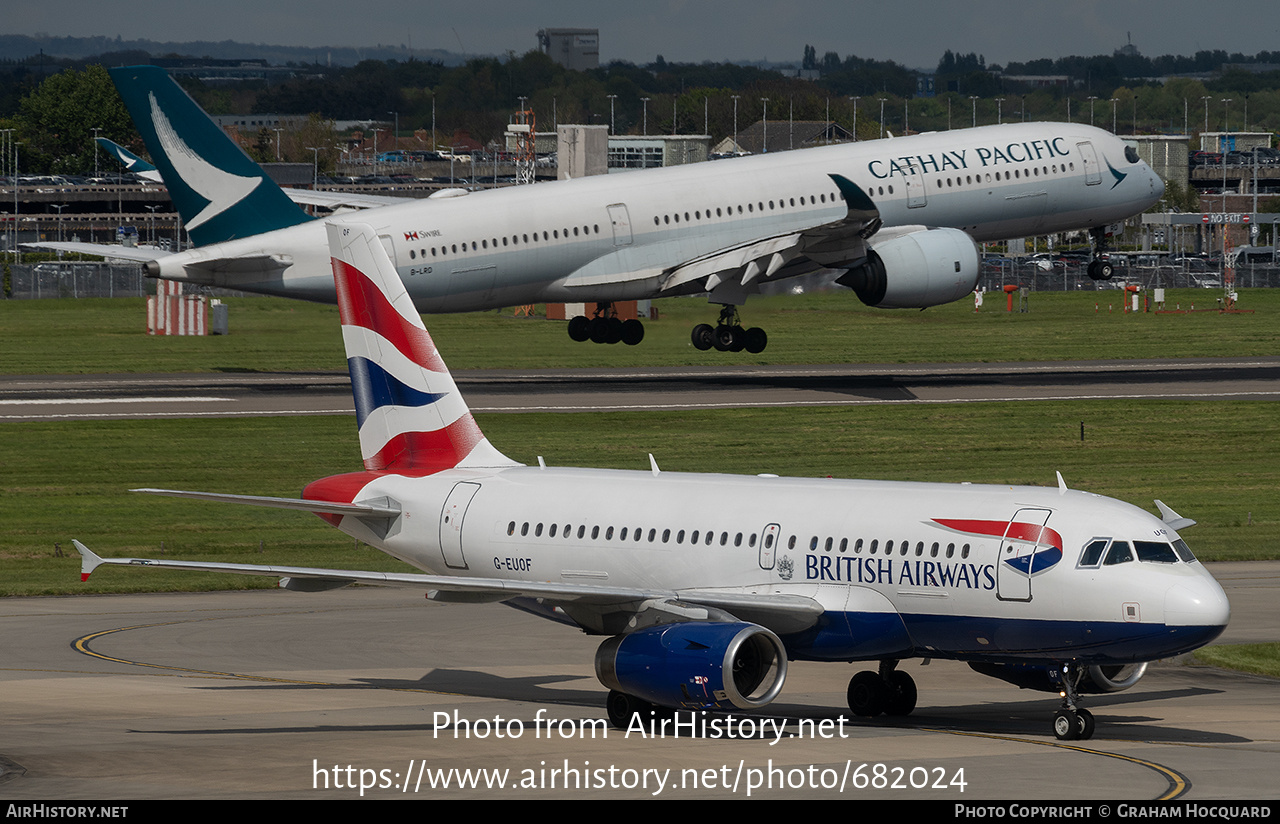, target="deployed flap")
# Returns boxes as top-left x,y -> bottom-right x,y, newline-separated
660,173 -> 881,293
